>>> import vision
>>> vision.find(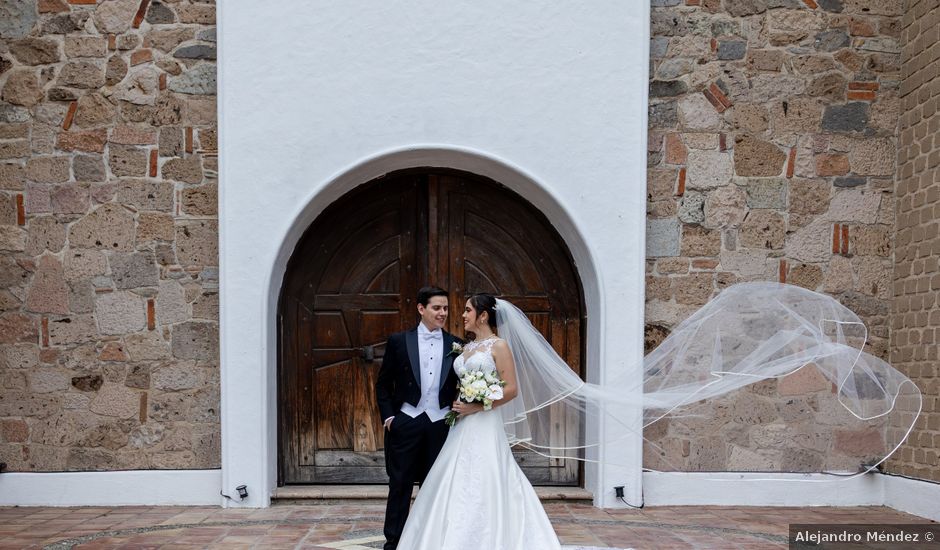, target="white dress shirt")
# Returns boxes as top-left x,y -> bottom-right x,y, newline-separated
395,323 -> 450,424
